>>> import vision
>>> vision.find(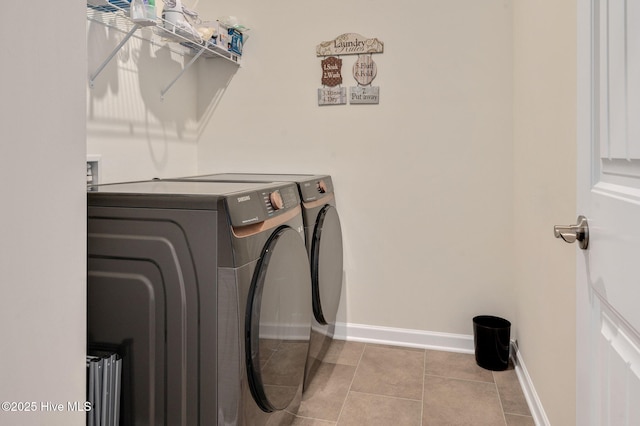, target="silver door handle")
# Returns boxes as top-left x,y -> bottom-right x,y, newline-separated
554,215 -> 589,250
